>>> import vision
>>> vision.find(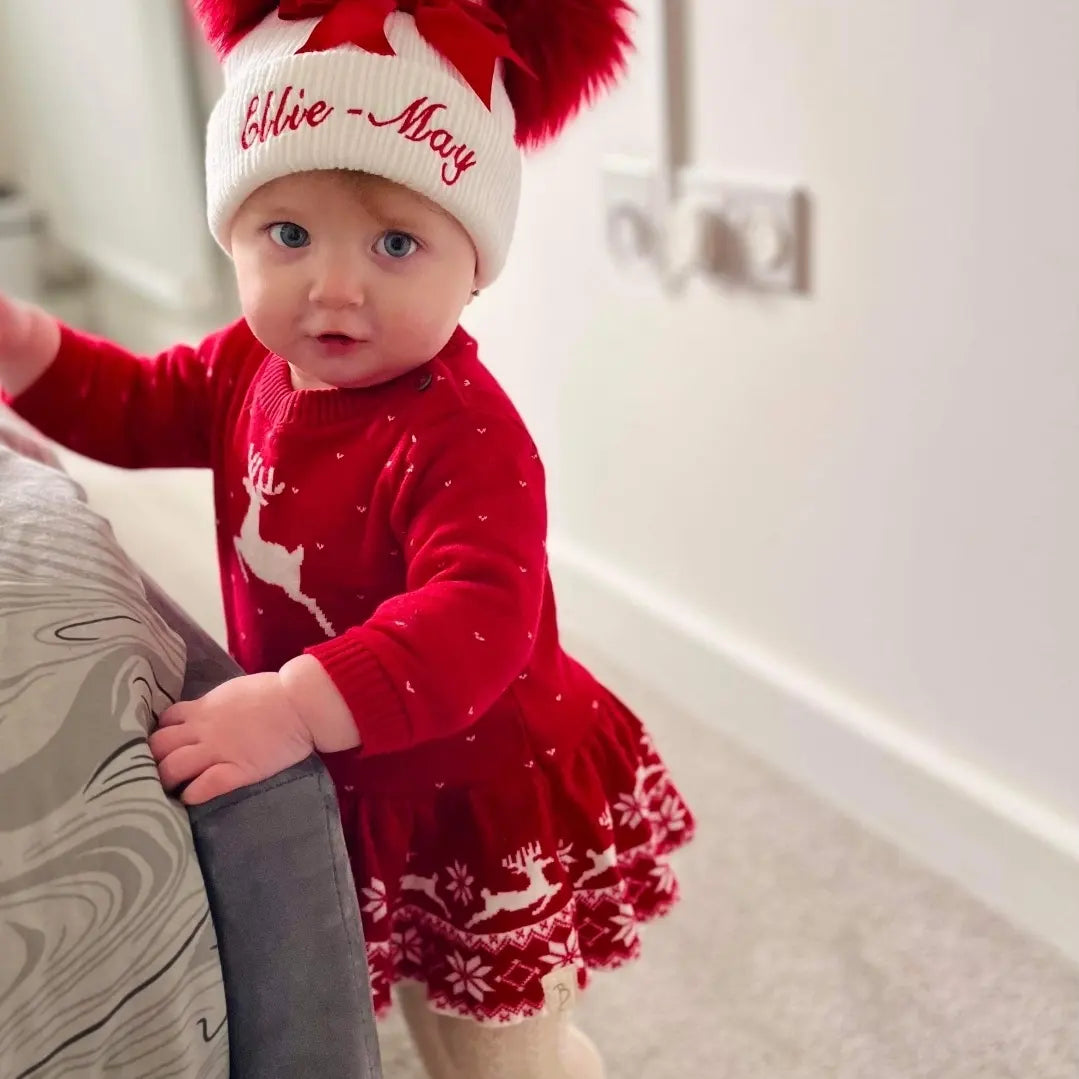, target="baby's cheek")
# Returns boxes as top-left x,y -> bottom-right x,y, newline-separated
409,322 -> 452,367
243,279 -> 292,342
238,291 -> 270,340
404,296 -> 460,352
